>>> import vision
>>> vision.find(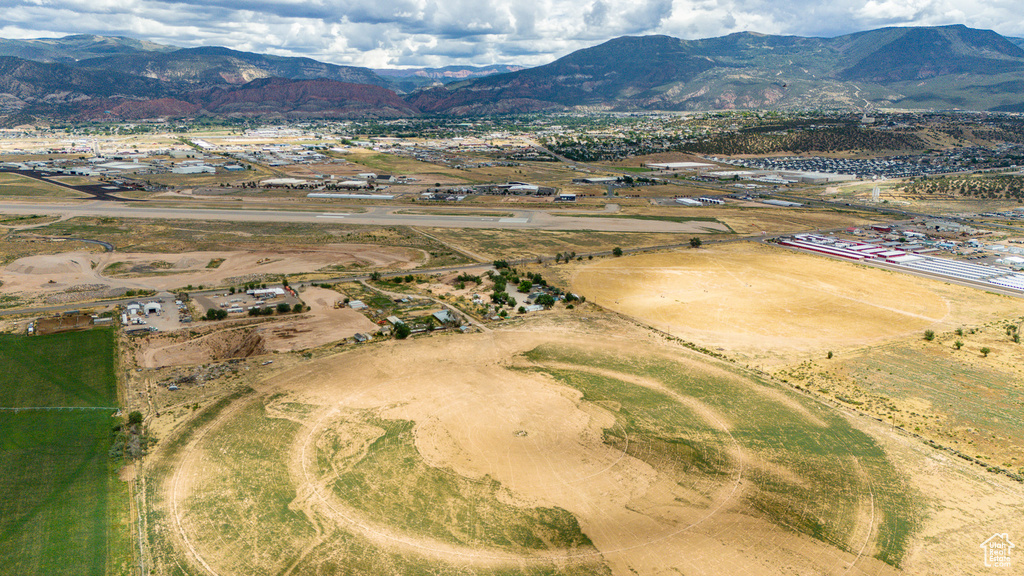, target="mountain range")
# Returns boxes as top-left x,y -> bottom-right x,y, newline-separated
2,25 -> 1024,122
